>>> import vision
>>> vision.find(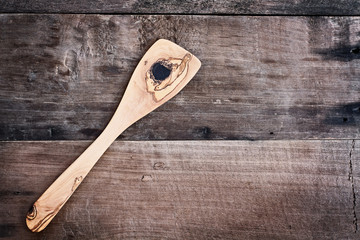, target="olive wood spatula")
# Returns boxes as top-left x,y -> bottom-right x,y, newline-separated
26,39 -> 201,232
